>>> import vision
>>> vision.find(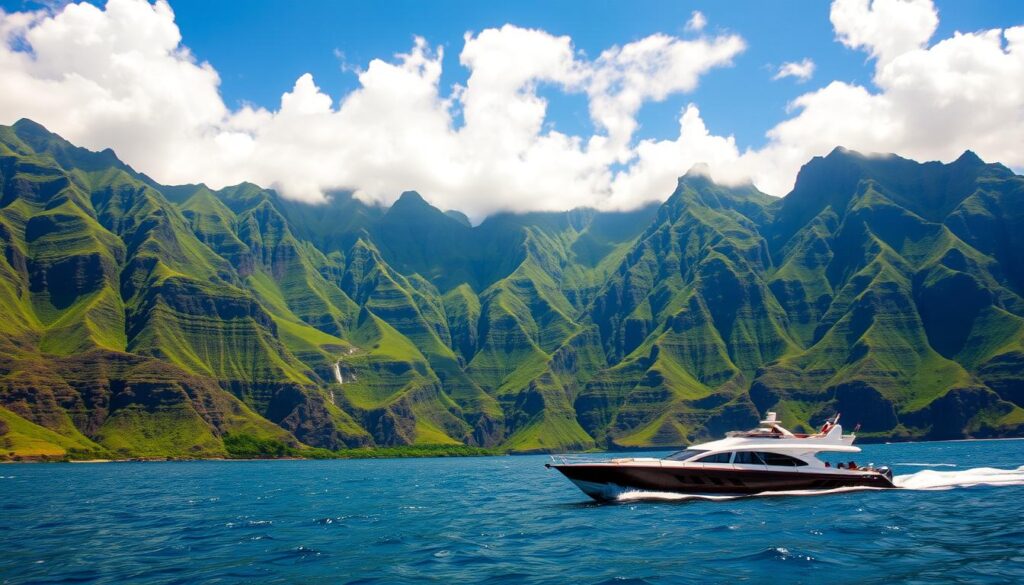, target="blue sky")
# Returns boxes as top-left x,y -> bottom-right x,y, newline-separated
146,0 -> 1021,149
0,0 -> 1021,218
